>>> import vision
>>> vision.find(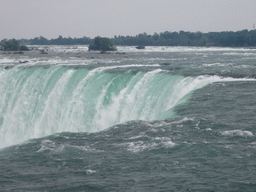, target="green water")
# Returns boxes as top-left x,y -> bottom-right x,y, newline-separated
0,46 -> 256,191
